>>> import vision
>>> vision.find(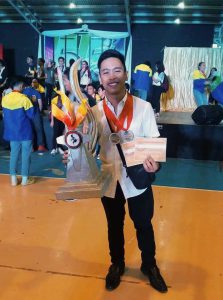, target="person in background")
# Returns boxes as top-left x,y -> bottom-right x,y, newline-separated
86,83 -> 100,103
25,55 -> 36,84
207,67 -> 221,105
37,58 -> 45,87
97,84 -> 105,101
57,56 -> 66,73
132,61 -> 152,101
79,60 -> 92,89
0,59 -> 8,102
23,81 -> 48,152
67,58 -> 75,72
192,62 -> 209,107
150,61 -> 165,117
2,77 -> 35,186
31,78 -> 47,110
44,59 -> 56,108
